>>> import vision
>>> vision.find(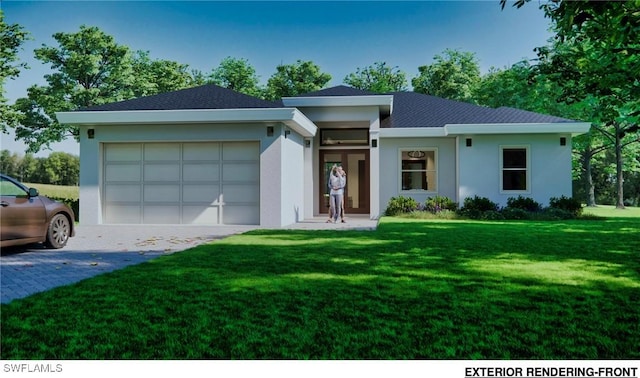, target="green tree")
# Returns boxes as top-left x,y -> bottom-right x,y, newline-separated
10,25 -> 135,153
131,50 -> 195,97
343,62 -> 407,93
0,149 -> 21,178
266,60 -> 331,100
0,11 -> 30,133
208,56 -> 262,97
412,49 -> 481,102
503,0 -> 640,208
